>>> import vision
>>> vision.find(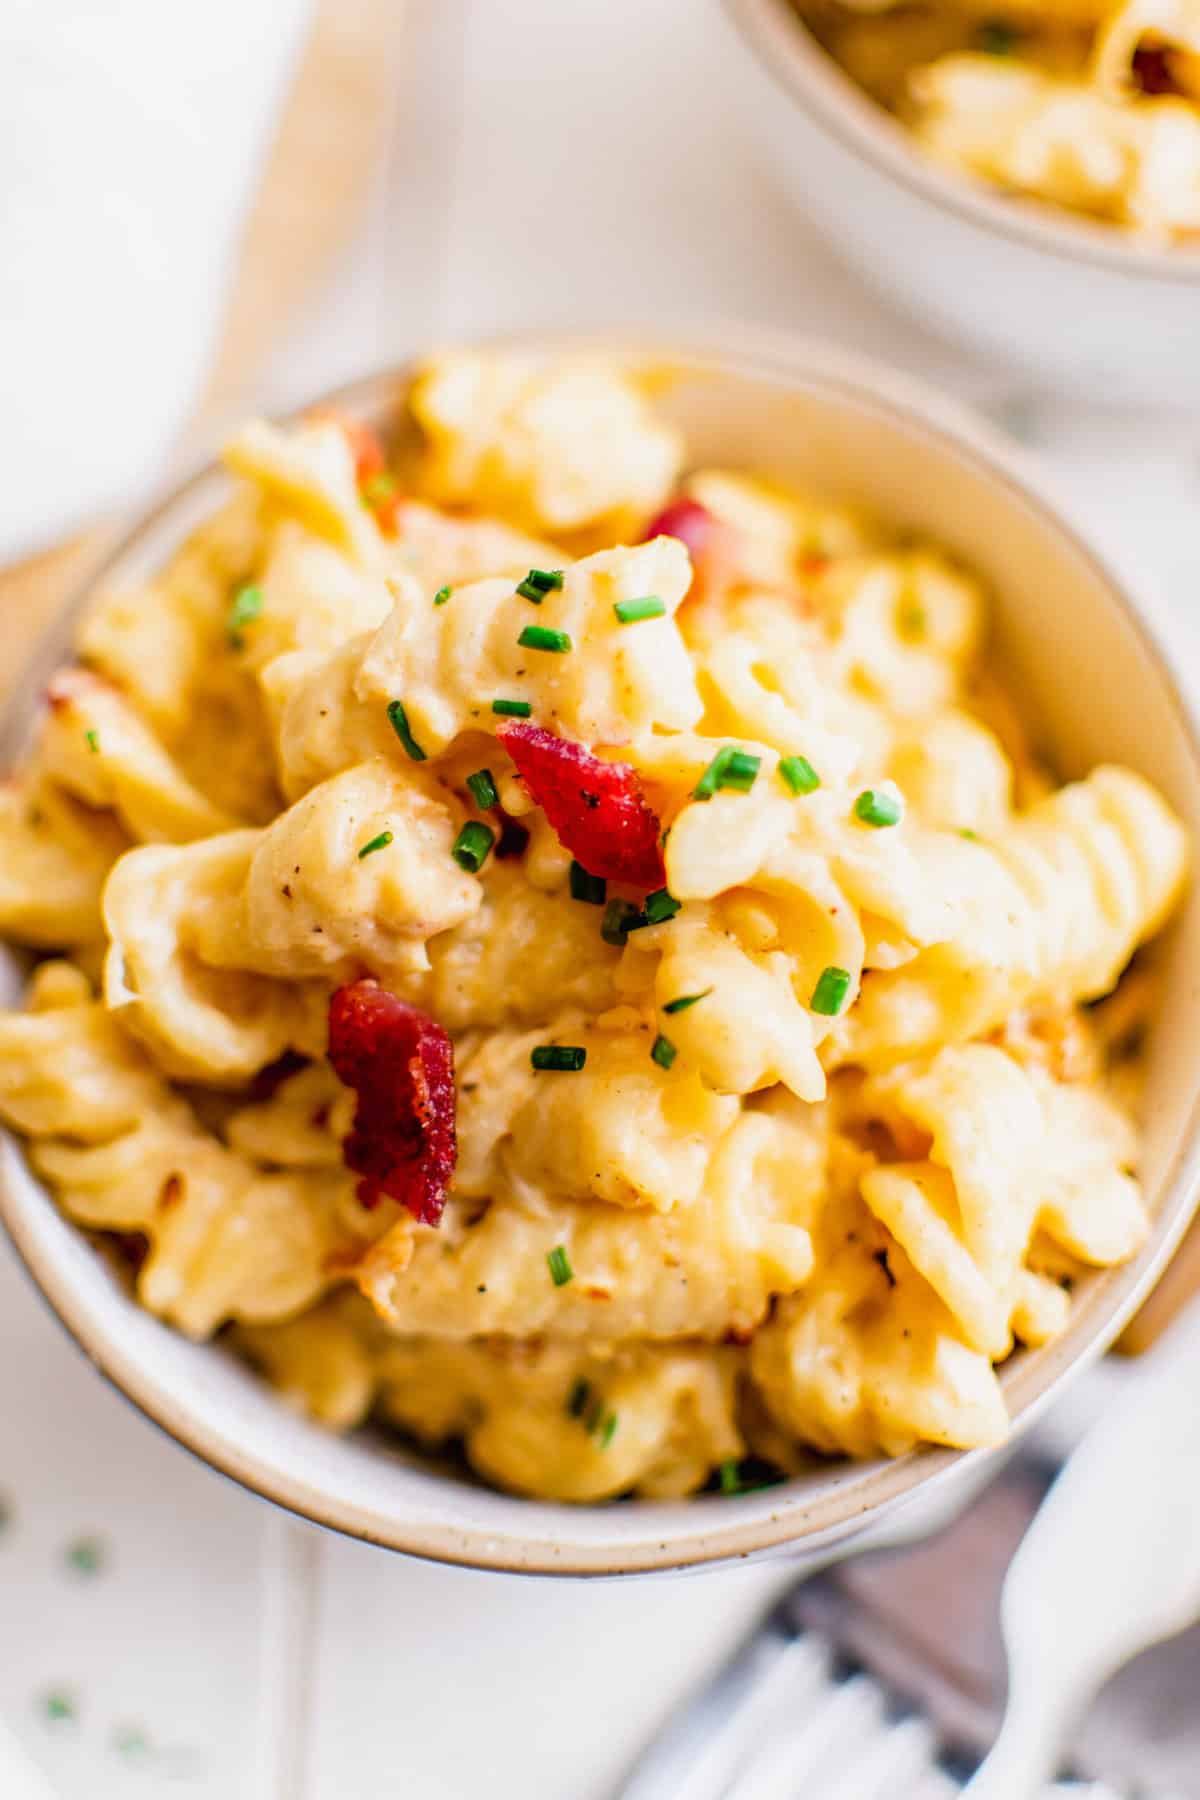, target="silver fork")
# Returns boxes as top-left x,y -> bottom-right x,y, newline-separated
617,1443 -> 1200,1800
